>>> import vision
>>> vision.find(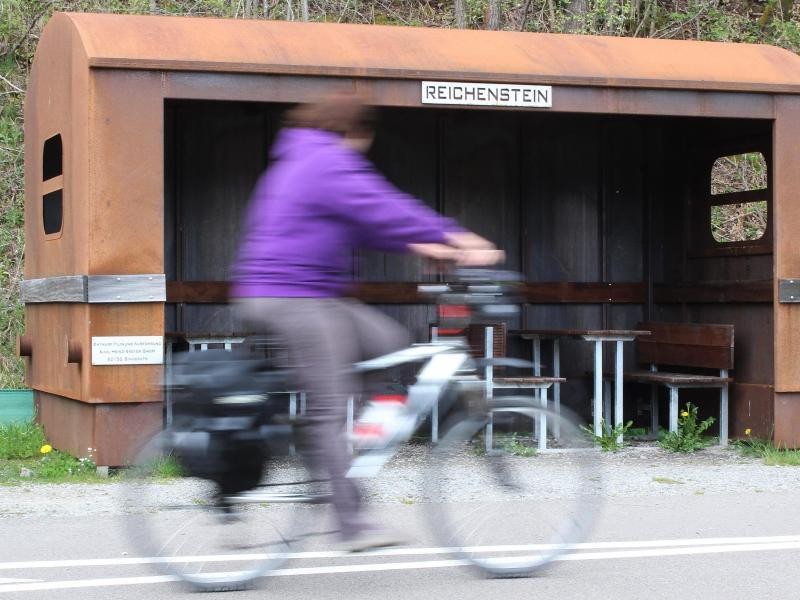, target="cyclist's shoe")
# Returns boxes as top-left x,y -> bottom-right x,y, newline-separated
340,527 -> 405,553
